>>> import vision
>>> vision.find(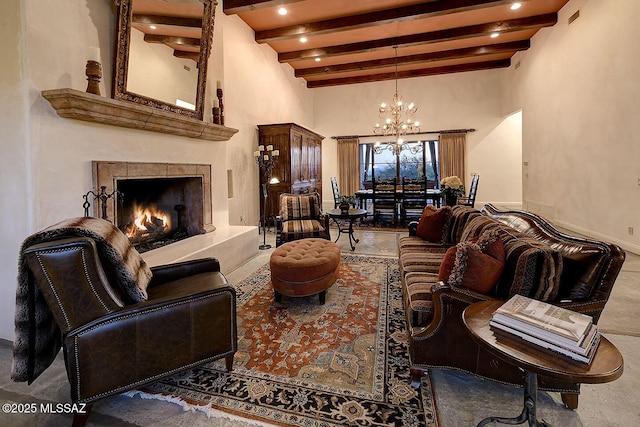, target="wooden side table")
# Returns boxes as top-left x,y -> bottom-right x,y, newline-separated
463,300 -> 623,427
